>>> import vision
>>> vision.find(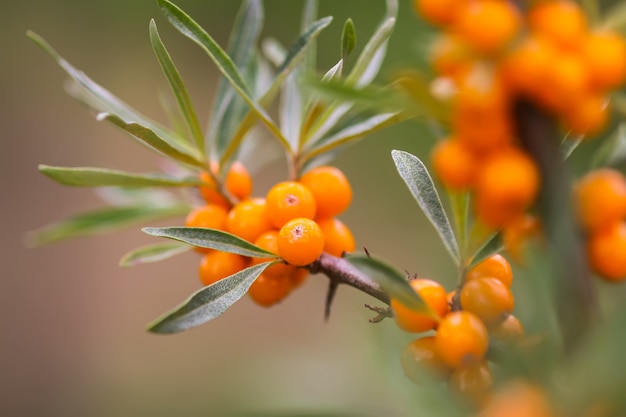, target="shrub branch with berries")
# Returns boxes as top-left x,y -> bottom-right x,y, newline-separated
27,0 -> 626,415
